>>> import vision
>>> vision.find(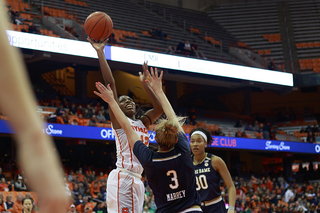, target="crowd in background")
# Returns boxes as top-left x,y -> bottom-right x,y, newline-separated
0,159 -> 320,213
41,96 -> 111,127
